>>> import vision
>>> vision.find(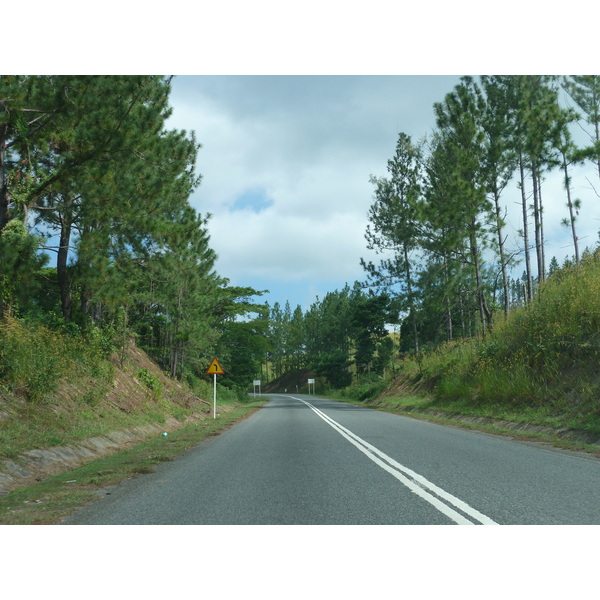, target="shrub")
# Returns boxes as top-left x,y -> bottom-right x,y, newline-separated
136,368 -> 162,395
0,316 -> 116,402
0,317 -> 69,401
342,374 -> 387,402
